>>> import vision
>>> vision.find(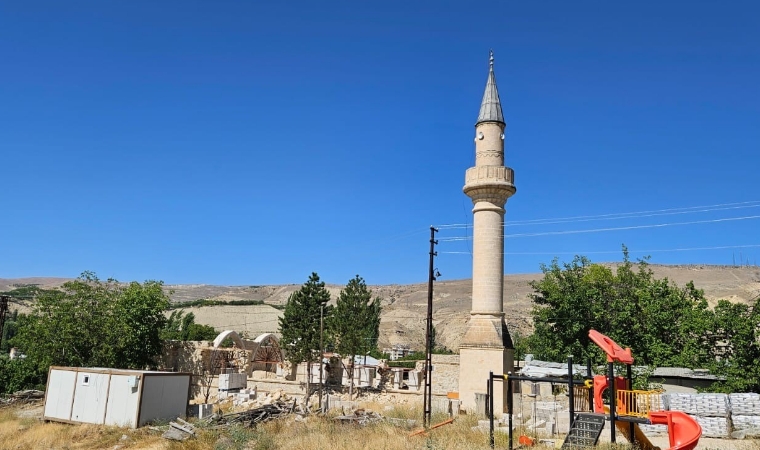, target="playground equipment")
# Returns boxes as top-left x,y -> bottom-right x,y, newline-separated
587,329 -> 701,450
487,330 -> 702,450
486,356 -> 581,450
